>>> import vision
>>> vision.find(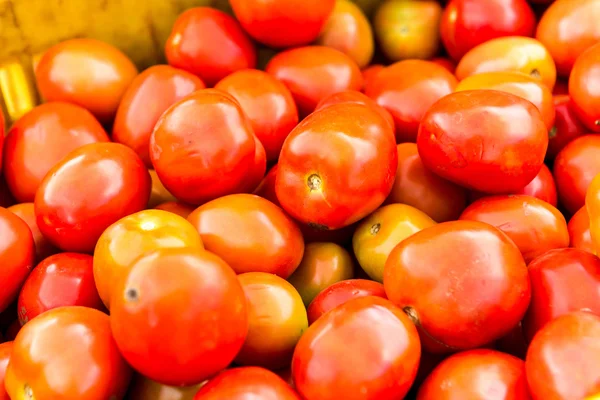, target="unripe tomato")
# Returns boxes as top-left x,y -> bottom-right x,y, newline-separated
569,207 -> 595,255
129,375 -> 203,400
569,42 -> 600,132
546,95 -> 587,160
8,203 -> 58,262
0,341 -> 11,400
